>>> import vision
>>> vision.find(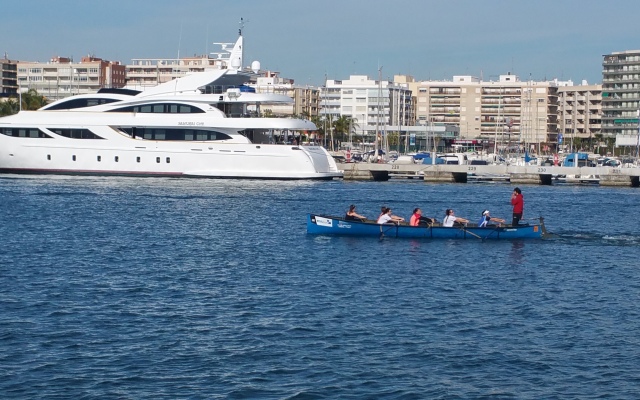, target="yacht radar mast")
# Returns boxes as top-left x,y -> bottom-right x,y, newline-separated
211,18 -> 245,71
